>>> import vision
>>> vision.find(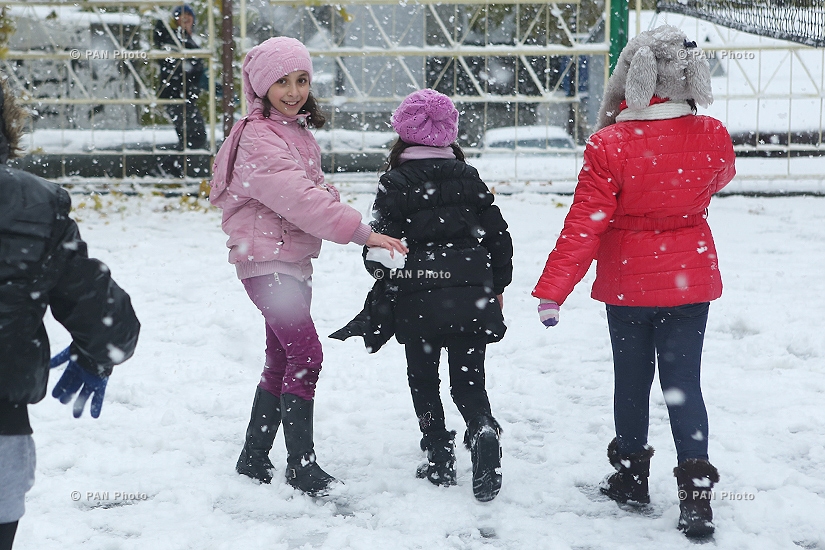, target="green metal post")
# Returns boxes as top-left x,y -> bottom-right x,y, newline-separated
608,0 -> 629,74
